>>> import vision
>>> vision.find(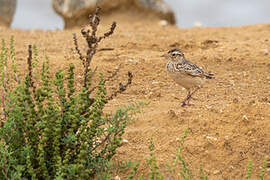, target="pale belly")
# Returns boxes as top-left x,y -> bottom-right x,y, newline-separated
168,71 -> 206,90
